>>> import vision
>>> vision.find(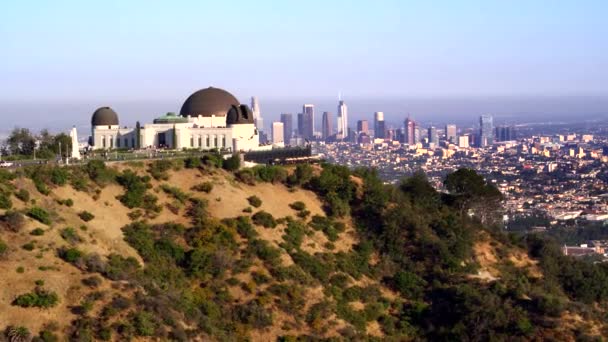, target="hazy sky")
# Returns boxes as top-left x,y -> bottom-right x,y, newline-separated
1,0 -> 607,103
